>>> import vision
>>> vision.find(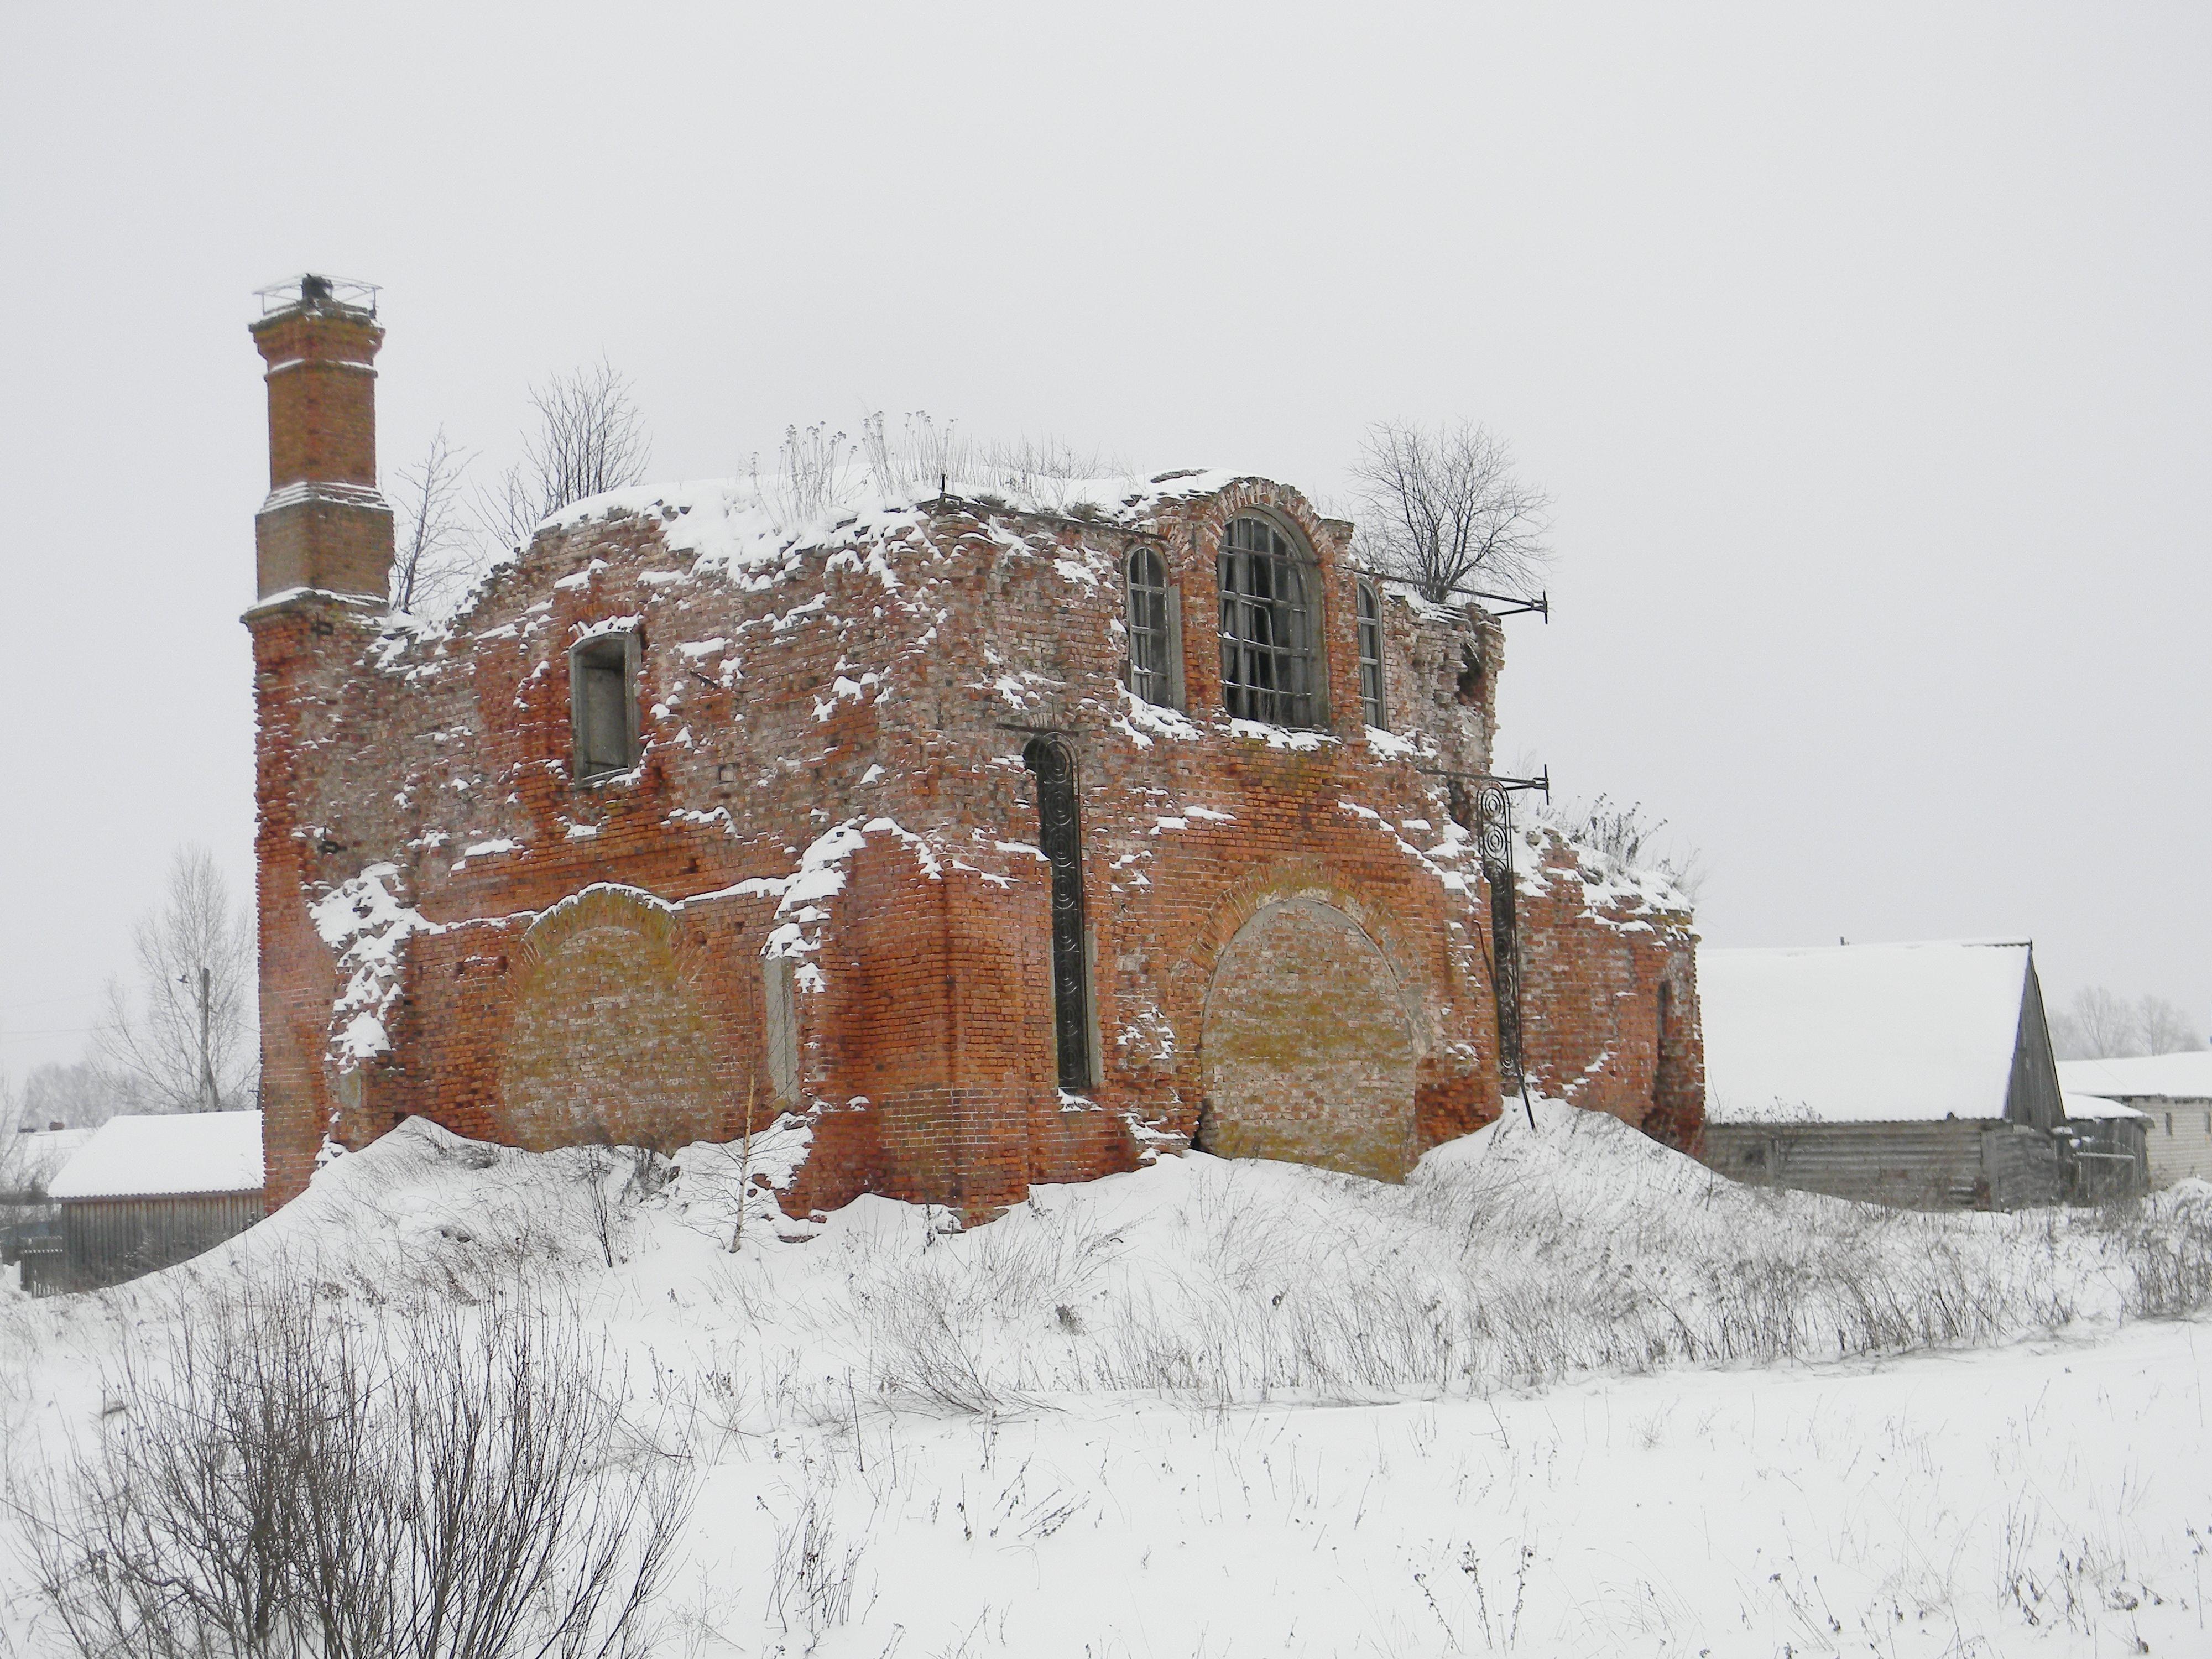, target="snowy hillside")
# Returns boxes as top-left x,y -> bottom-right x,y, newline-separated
3,1104 -> 2209,1657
